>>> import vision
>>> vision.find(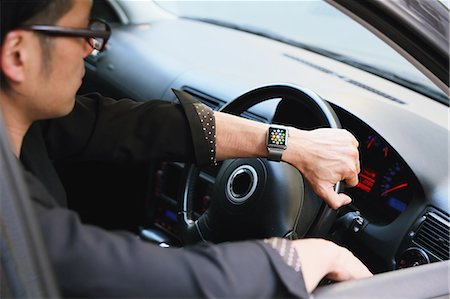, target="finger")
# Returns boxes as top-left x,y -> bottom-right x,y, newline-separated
327,257 -> 372,281
327,264 -> 372,281
357,264 -> 373,279
321,188 -> 352,210
345,173 -> 359,188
